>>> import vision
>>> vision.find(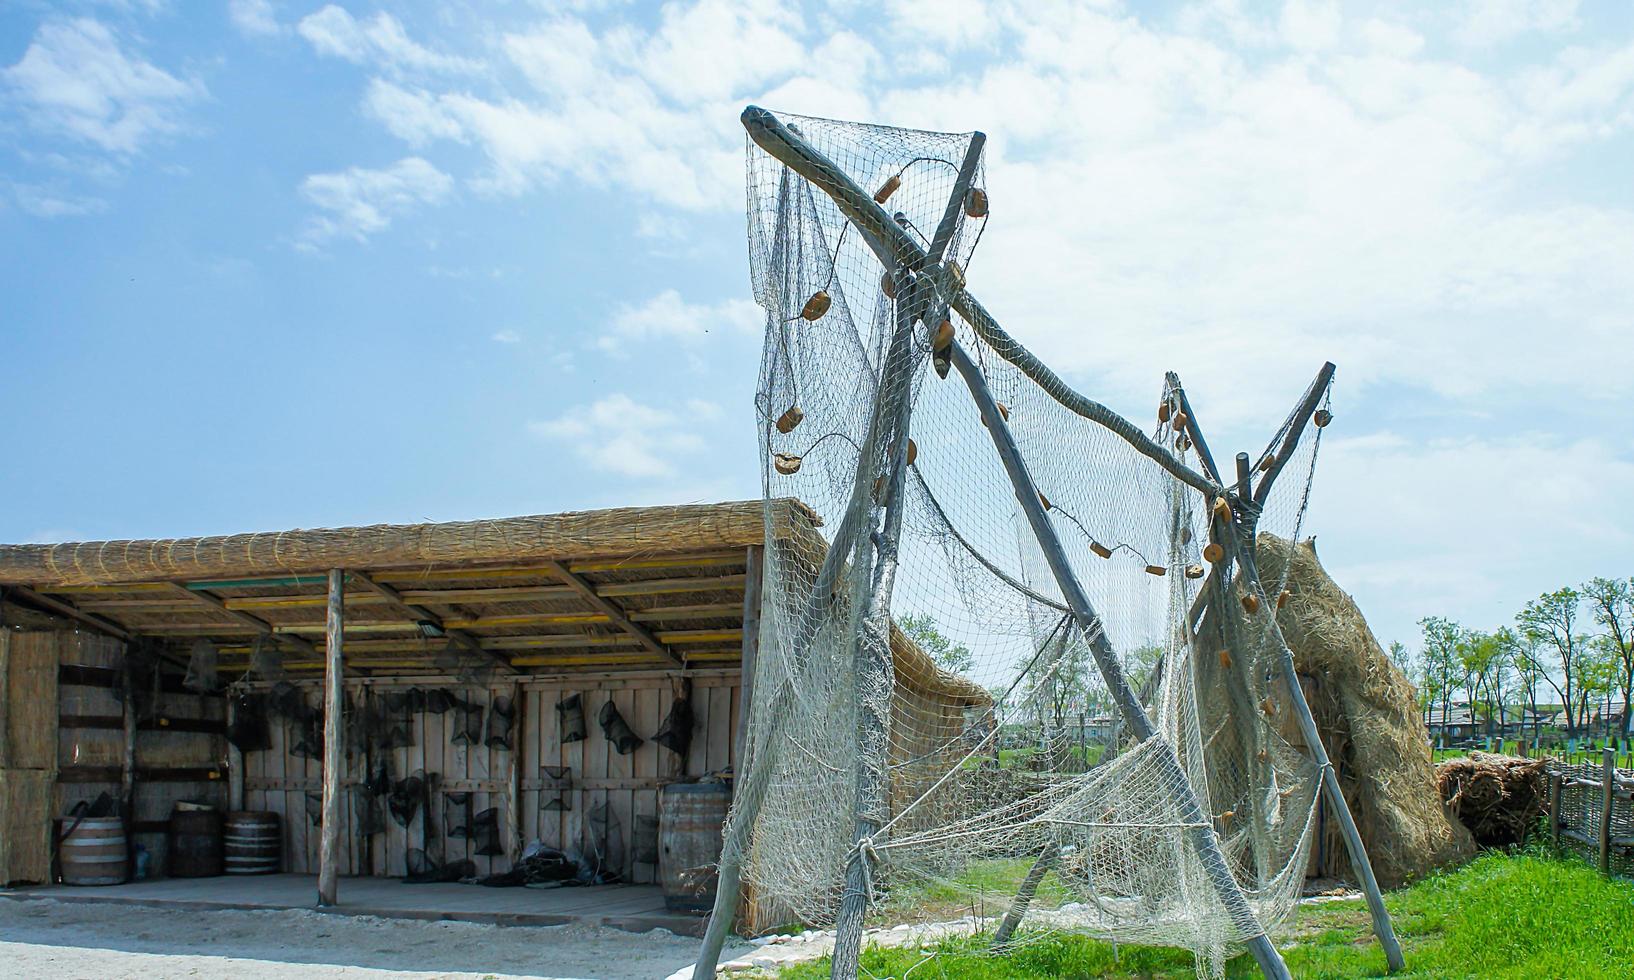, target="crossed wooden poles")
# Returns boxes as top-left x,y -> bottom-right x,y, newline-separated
694,106 -> 1404,980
